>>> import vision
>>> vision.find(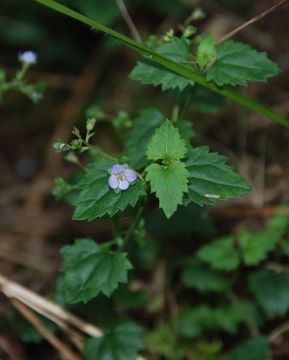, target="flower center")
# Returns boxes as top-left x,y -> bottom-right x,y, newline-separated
116,173 -> 125,181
